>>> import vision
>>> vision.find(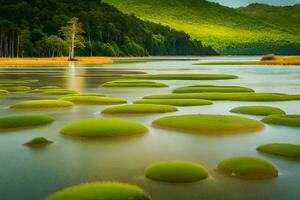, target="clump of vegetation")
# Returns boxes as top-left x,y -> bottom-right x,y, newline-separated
145,160 -> 208,183
261,54 -> 276,61
134,99 -> 213,106
41,89 -> 79,95
60,96 -> 127,105
122,74 -> 238,80
173,85 -> 254,93
0,89 -> 9,95
102,104 -> 177,114
0,115 -> 54,130
217,156 -> 278,179
152,114 -> 264,135
39,86 -> 61,90
230,106 -> 286,116
0,86 -> 31,92
10,100 -> 73,109
65,93 -> 105,97
262,114 -> 300,127
46,182 -> 150,200
257,143 -> 300,159
60,118 -> 148,137
0,79 -> 38,84
102,80 -> 168,87
24,137 -> 53,147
